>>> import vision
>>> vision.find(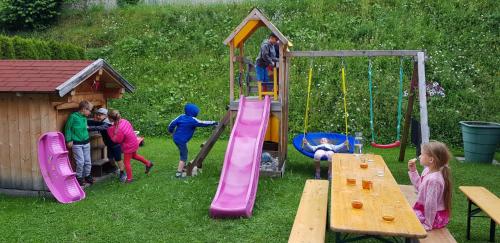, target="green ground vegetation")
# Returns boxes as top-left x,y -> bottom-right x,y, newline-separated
0,138 -> 498,242
9,0 -> 499,146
